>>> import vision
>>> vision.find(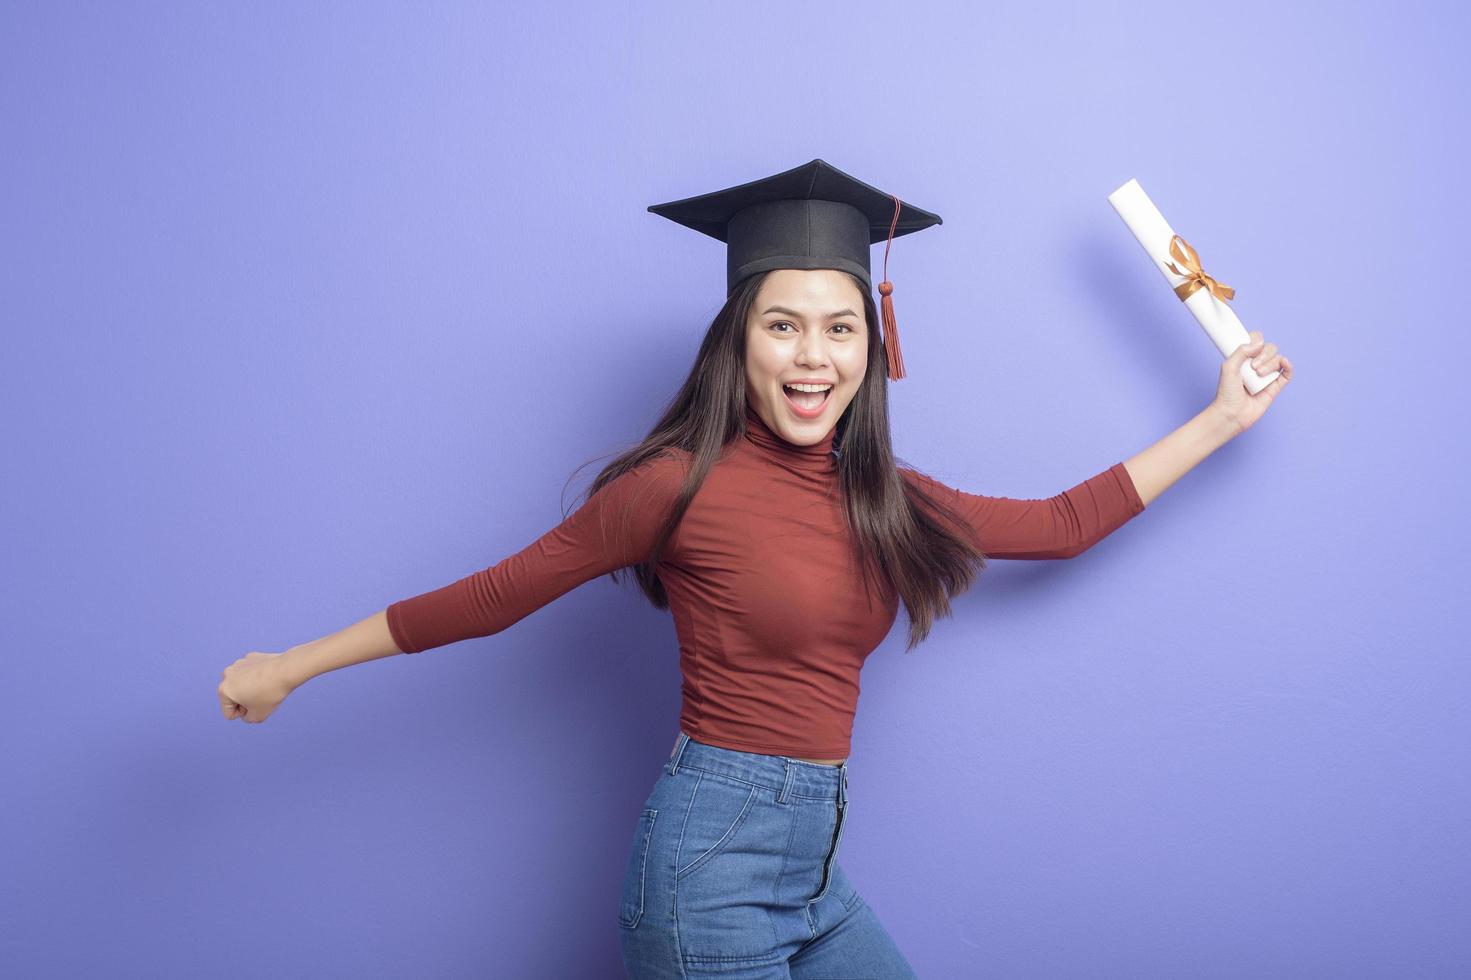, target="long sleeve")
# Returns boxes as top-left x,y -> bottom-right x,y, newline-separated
386,453 -> 689,654
900,461 -> 1145,560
